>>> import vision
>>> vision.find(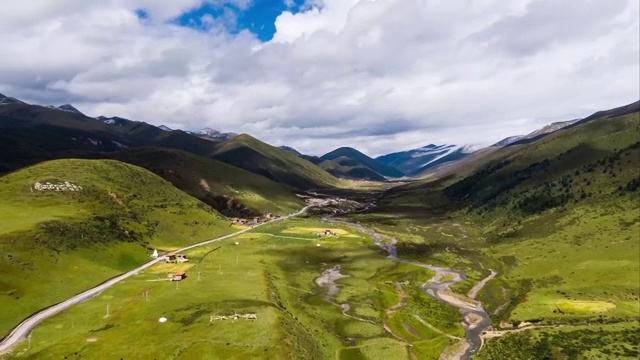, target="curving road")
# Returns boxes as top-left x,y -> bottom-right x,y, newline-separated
0,204 -> 316,354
